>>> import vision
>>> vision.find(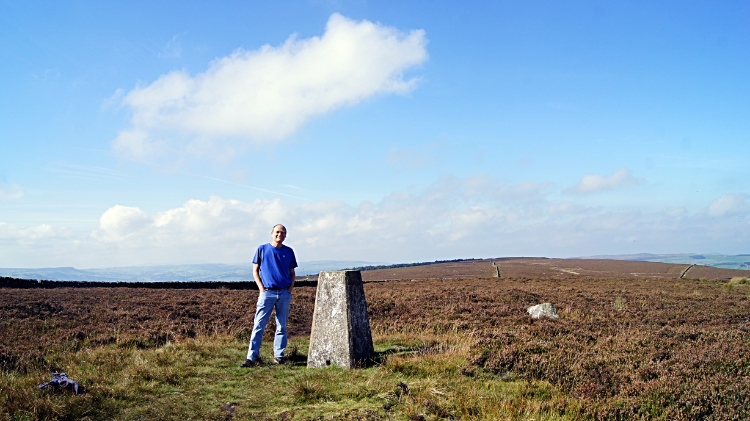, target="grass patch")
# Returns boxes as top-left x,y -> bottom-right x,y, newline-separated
727,277 -> 747,291
2,334 -> 579,420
